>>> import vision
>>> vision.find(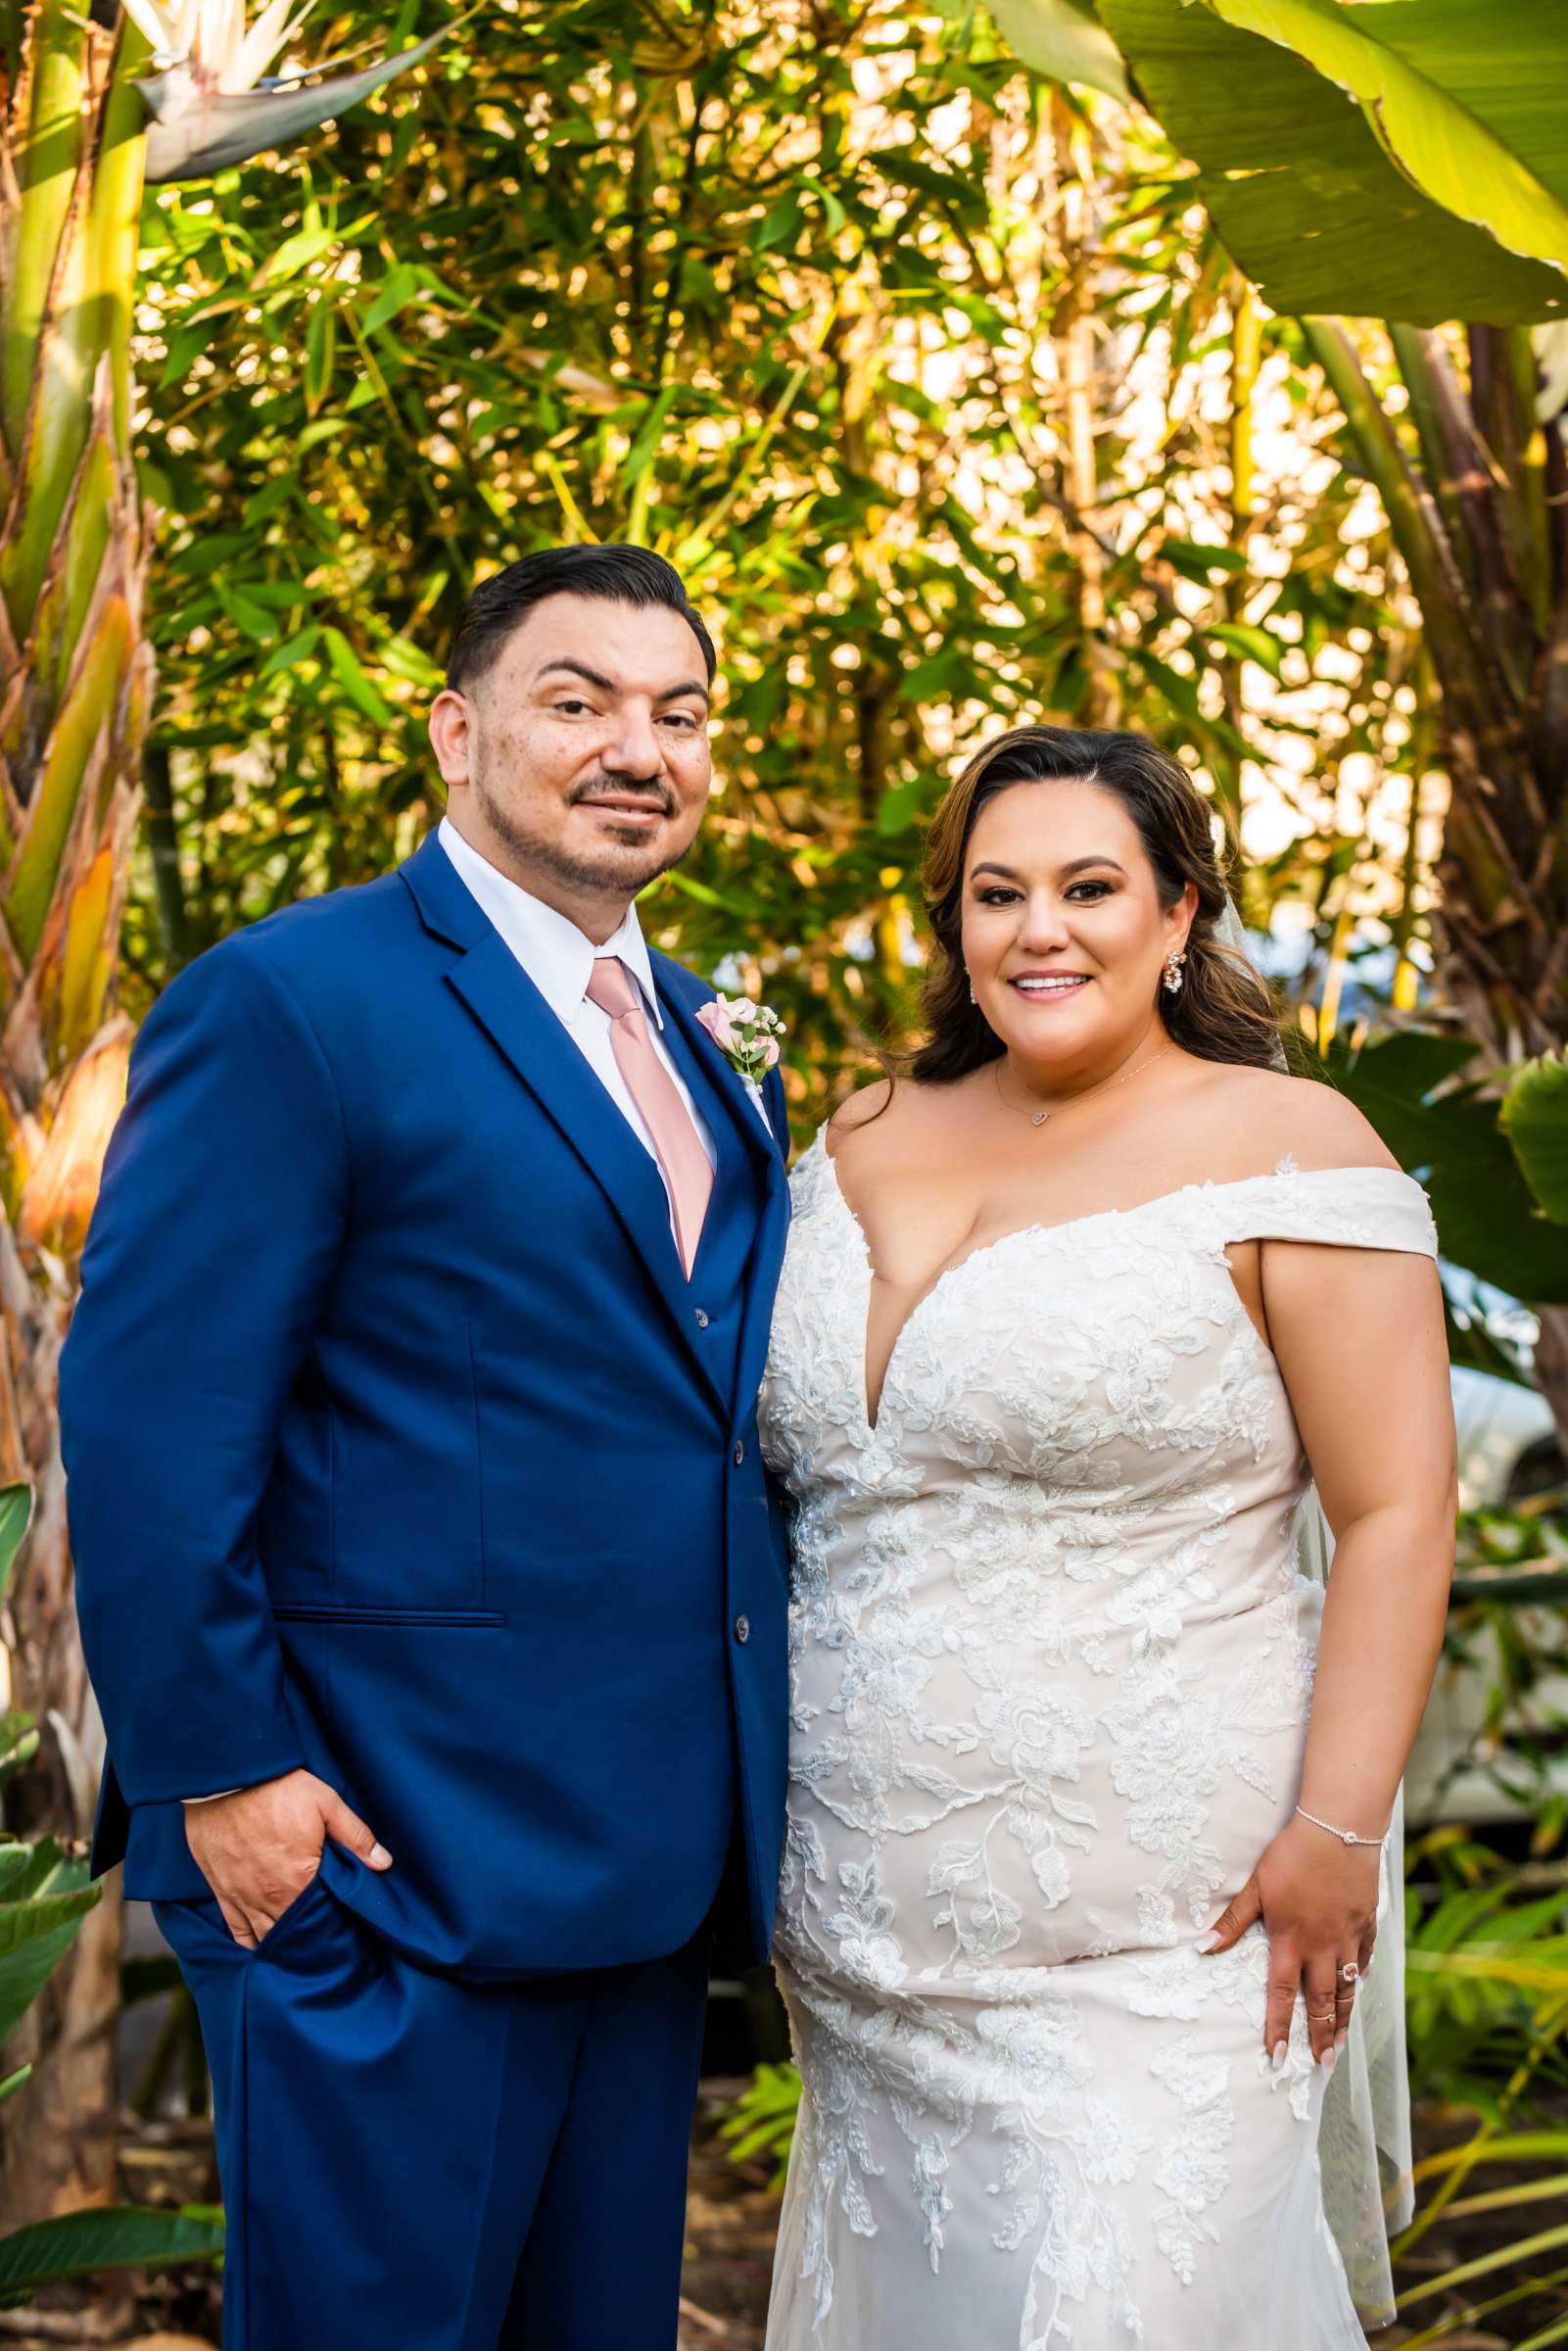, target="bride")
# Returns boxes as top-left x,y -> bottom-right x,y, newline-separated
758,725 -> 1455,2349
